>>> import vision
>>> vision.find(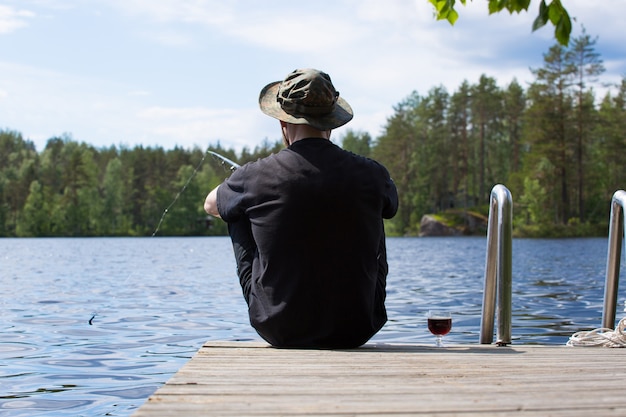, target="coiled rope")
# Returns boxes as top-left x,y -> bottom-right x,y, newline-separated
566,317 -> 626,347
